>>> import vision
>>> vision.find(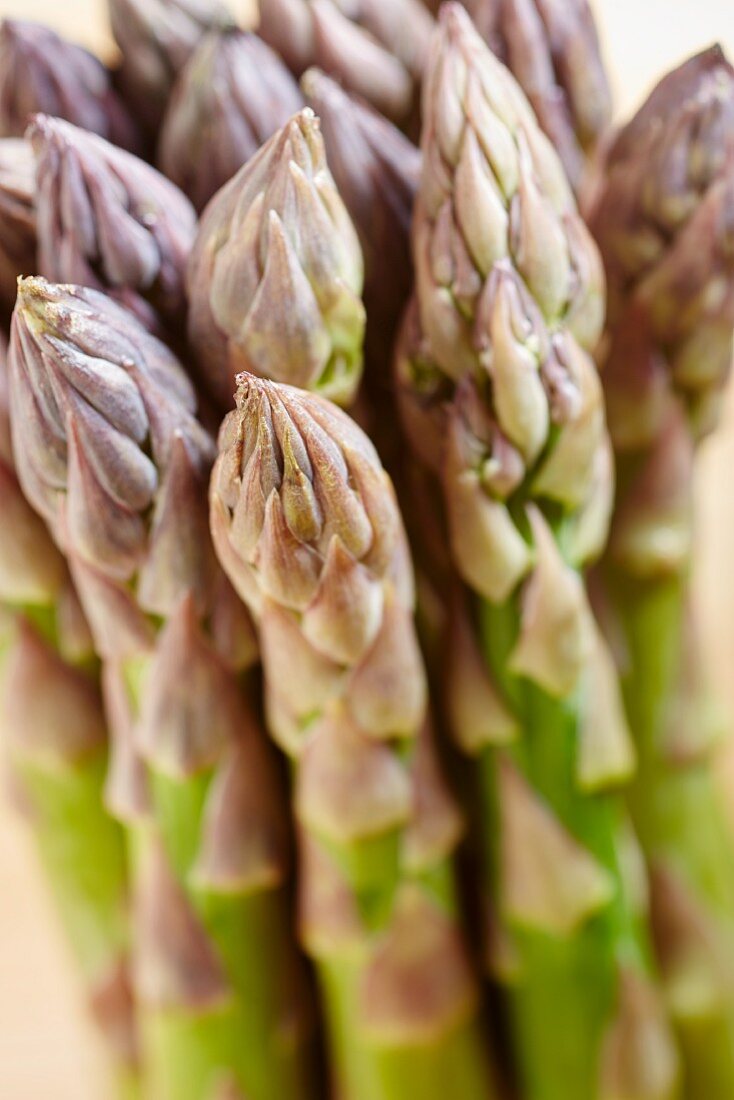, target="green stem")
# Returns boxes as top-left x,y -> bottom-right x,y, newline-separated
479,596 -> 658,1100
1,621 -> 137,1098
317,955 -> 493,1100
14,752 -> 137,1098
615,573 -> 734,1096
137,749 -> 316,1100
